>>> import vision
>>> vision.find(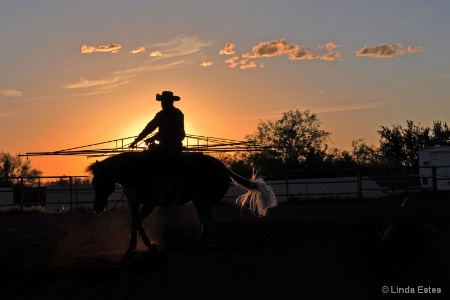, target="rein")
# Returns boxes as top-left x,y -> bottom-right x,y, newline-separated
107,183 -> 124,212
